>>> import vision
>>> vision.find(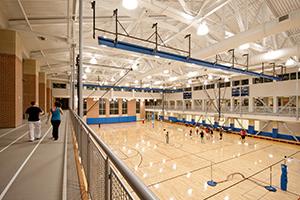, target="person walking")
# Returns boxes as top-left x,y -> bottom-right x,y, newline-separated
47,101 -> 63,140
240,129 -> 247,143
25,101 -> 44,142
165,131 -> 169,144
